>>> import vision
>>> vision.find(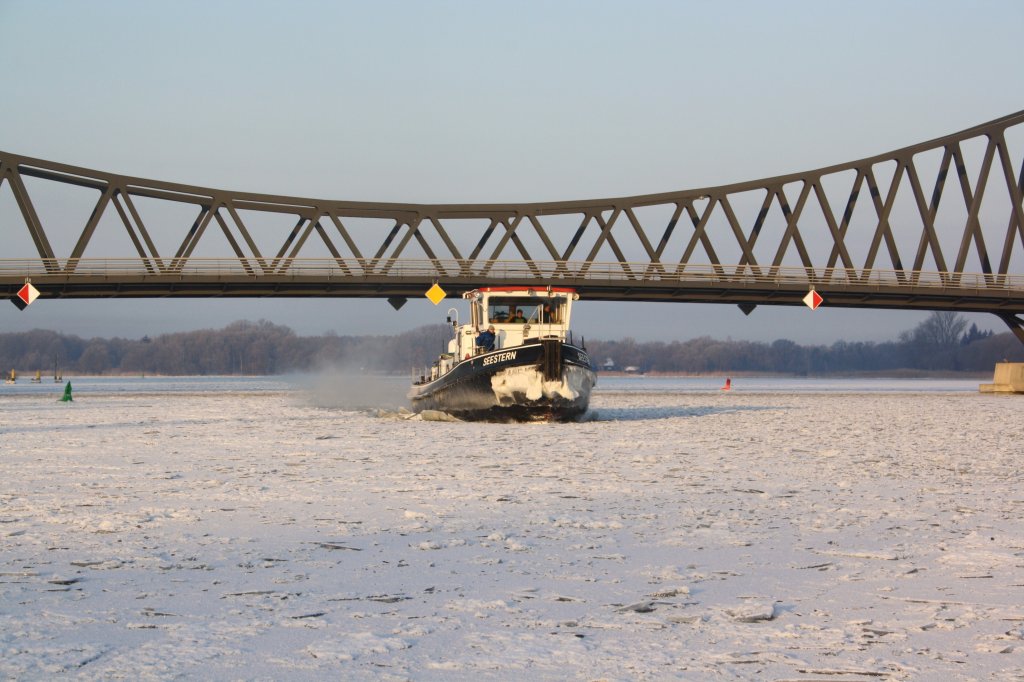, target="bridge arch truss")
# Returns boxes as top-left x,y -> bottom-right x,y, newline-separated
2,111 -> 1023,339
